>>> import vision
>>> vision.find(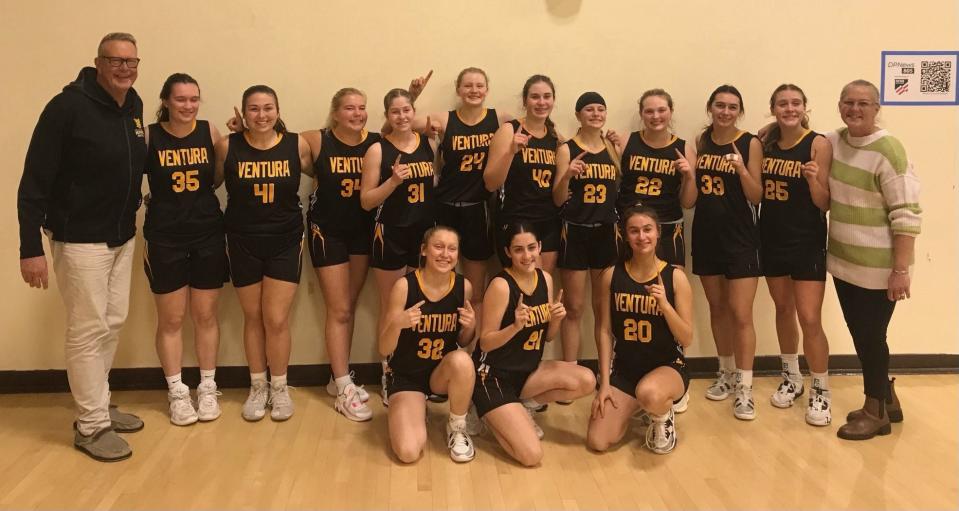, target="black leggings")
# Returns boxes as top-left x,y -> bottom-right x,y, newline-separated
834,277 -> 896,400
